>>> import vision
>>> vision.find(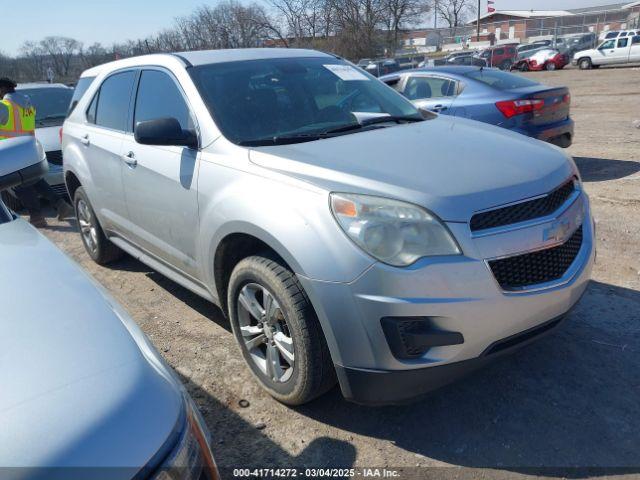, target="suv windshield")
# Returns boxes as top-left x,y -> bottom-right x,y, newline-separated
19,87 -> 74,127
190,57 -> 422,146
463,69 -> 539,90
